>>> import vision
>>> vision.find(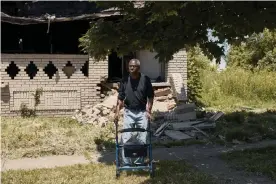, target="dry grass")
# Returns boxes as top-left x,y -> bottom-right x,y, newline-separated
1,117 -> 116,160
1,161 -> 215,184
